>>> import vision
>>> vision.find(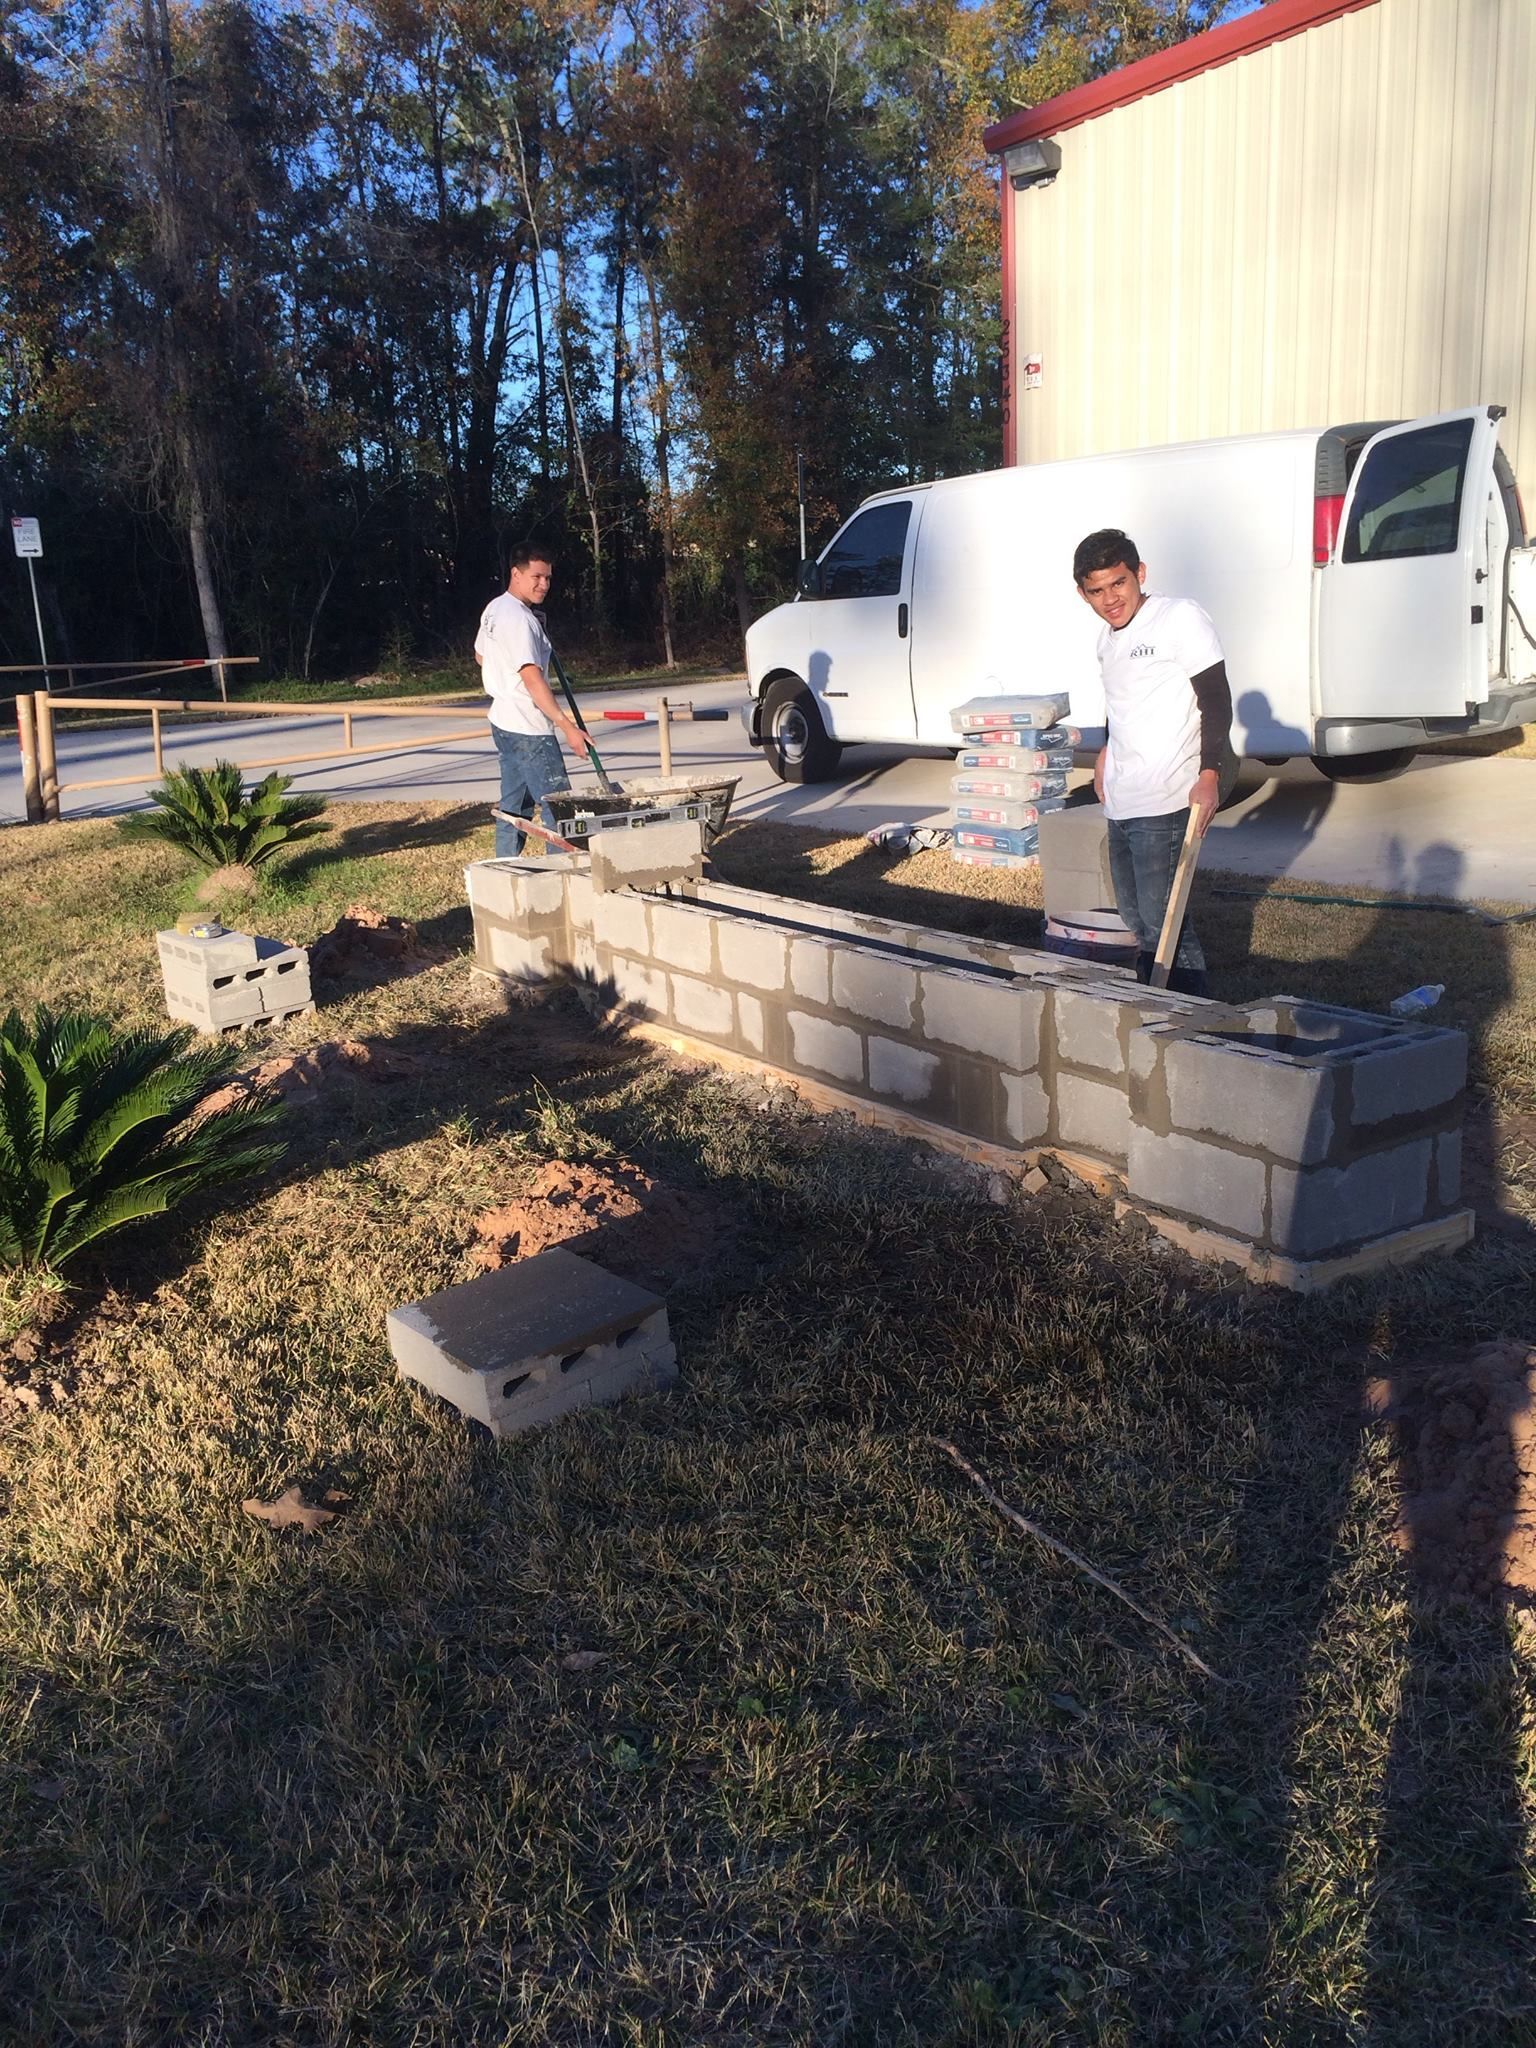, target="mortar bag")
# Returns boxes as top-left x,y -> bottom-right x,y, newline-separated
955,823 -> 1039,857
953,797 -> 1046,829
952,846 -> 1039,871
951,767 -> 1069,800
955,749 -> 1067,776
961,725 -> 1082,752
950,693 -> 1070,733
